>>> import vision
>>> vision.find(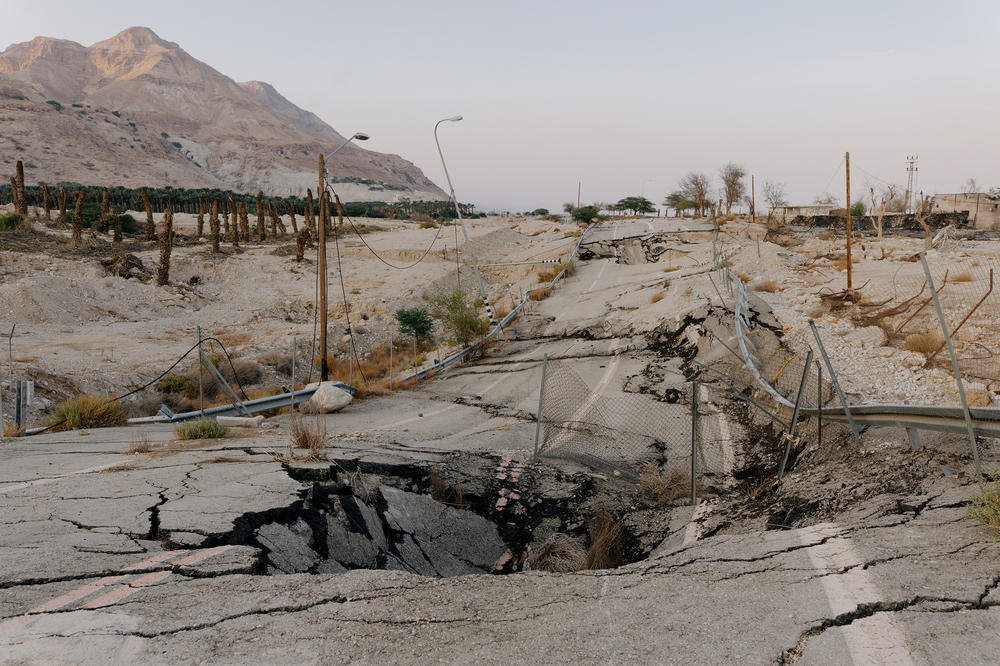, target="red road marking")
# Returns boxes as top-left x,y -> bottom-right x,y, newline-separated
80,546 -> 232,609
